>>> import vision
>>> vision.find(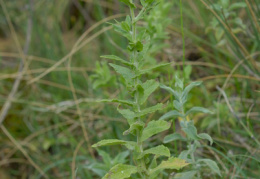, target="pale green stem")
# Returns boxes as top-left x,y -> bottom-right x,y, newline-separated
130,3 -> 147,178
